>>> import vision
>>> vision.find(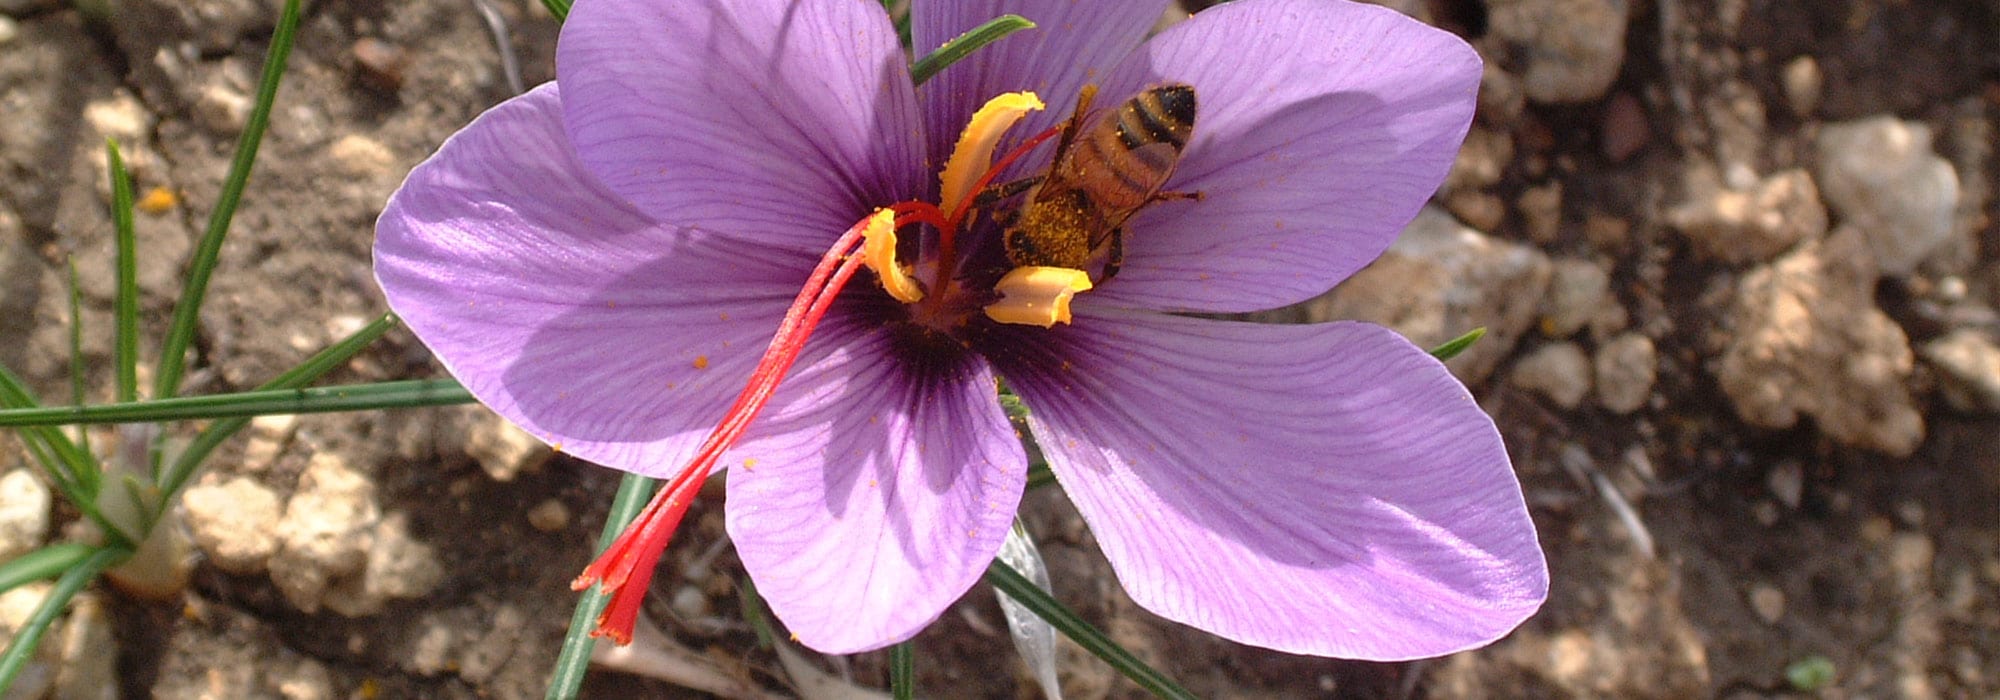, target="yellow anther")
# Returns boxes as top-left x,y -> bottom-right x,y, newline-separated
983,266 -> 1093,327
939,92 -> 1044,218
860,208 -> 925,303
